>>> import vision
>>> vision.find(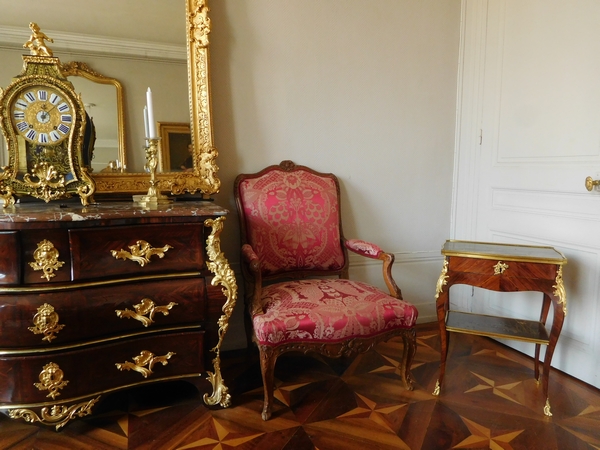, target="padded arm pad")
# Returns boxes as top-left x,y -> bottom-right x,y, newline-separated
242,244 -> 259,262
345,239 -> 383,259
241,244 -> 261,275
